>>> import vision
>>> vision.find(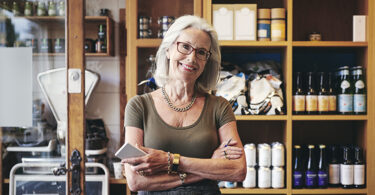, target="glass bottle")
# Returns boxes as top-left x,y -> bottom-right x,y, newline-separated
328,145 -> 340,187
337,66 -> 354,114
293,72 -> 306,115
12,1 -> 21,16
352,66 -> 366,114
48,1 -> 56,16
37,1 -> 46,16
305,145 -> 317,188
353,146 -> 365,188
341,146 -> 354,188
57,1 -> 65,16
98,24 -> 106,40
24,1 -> 33,16
317,72 -> 329,114
318,144 -> 328,188
293,145 -> 303,189
306,72 -> 318,115
327,72 -> 337,114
